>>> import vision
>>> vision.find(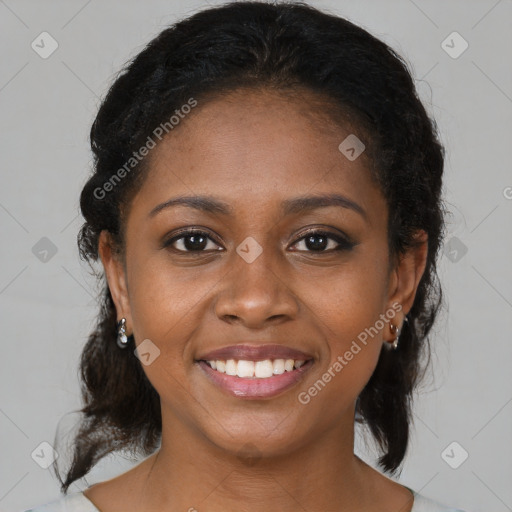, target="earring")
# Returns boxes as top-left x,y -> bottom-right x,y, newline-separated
389,316 -> 408,350
389,323 -> 399,349
117,318 -> 129,349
